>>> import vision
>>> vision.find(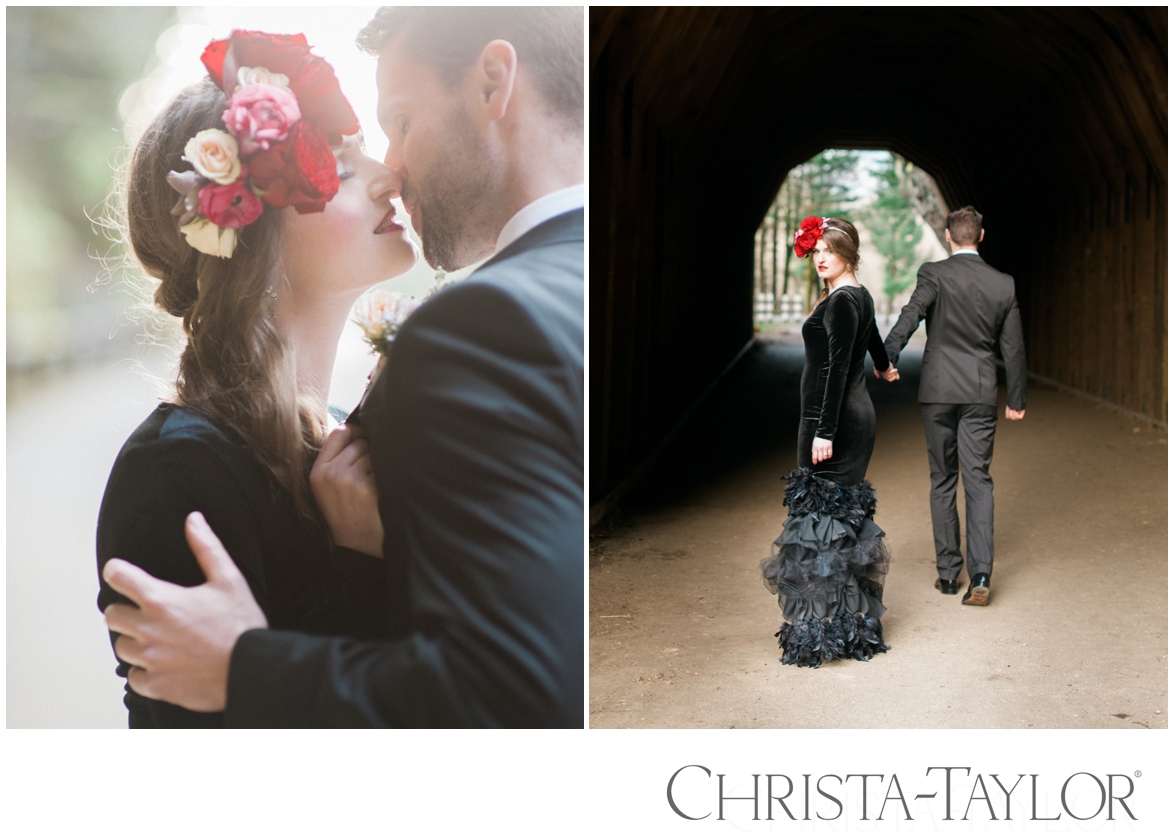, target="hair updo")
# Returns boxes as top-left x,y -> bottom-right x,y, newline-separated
809,218 -> 862,312
122,79 -> 325,522
821,218 -> 861,274
126,79 -> 285,325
